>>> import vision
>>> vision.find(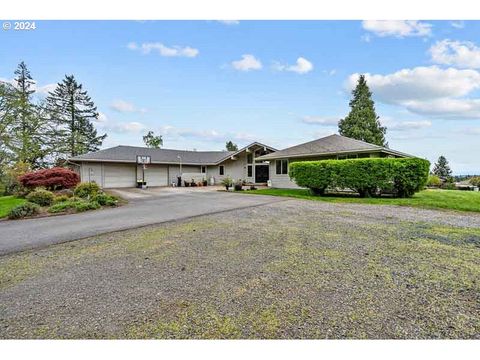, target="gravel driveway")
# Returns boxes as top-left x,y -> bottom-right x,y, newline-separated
0,191 -> 284,255
0,199 -> 479,339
